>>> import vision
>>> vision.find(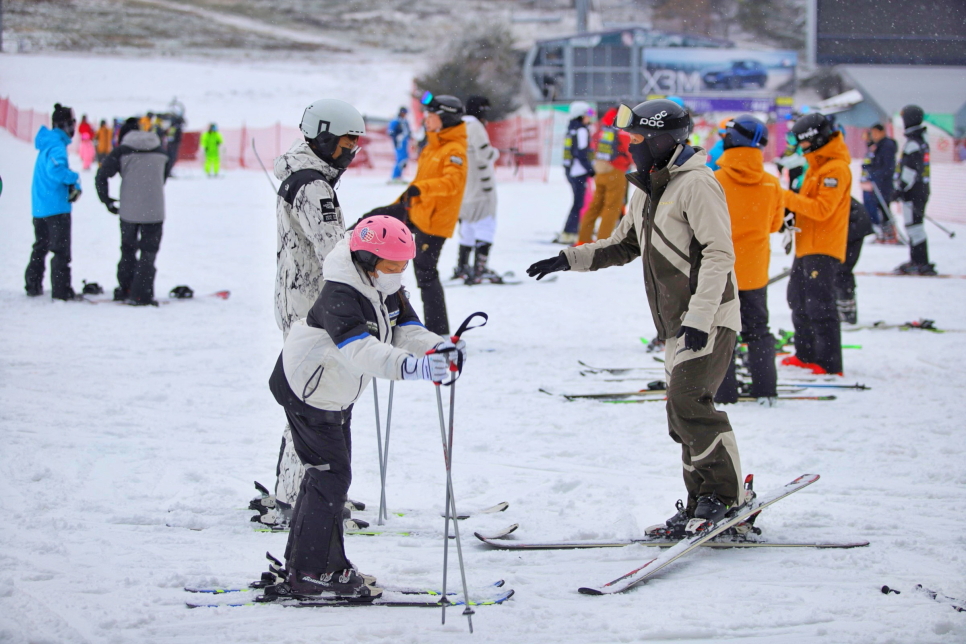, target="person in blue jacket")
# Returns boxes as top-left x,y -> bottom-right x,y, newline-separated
25,103 -> 82,300
387,107 -> 411,182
